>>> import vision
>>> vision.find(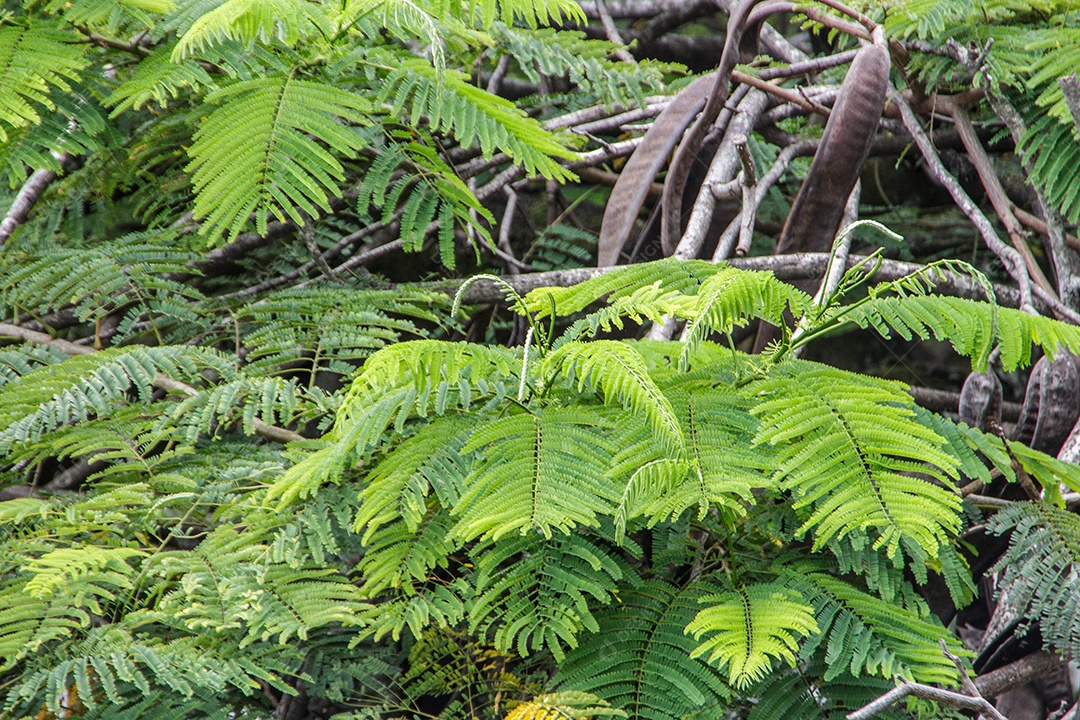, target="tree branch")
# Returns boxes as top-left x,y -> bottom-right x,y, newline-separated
446,253 -> 1032,310
893,89 -> 1037,314
0,153 -> 72,246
